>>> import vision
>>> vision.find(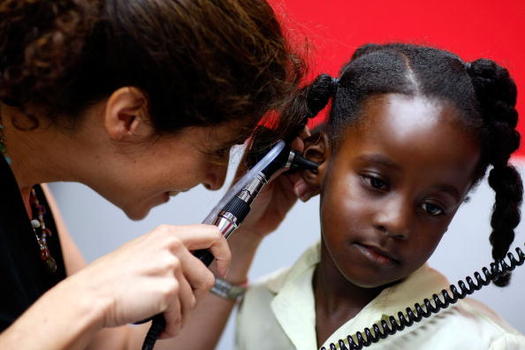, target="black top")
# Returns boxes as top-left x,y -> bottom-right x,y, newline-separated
0,155 -> 66,332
